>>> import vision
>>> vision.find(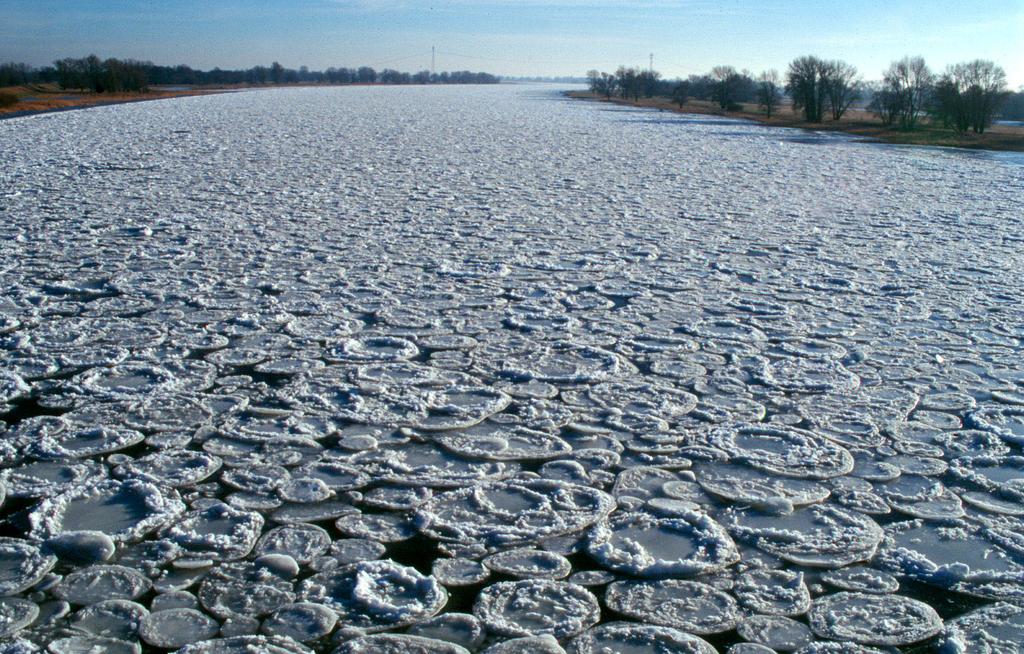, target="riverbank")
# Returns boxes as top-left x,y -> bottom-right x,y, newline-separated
0,84 -> 236,120
567,91 -> 1024,153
